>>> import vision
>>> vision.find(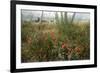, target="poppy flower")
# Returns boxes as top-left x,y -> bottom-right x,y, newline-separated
50,31 -> 56,41
50,31 -> 54,37
61,43 -> 66,48
75,47 -> 81,53
50,32 -> 55,37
